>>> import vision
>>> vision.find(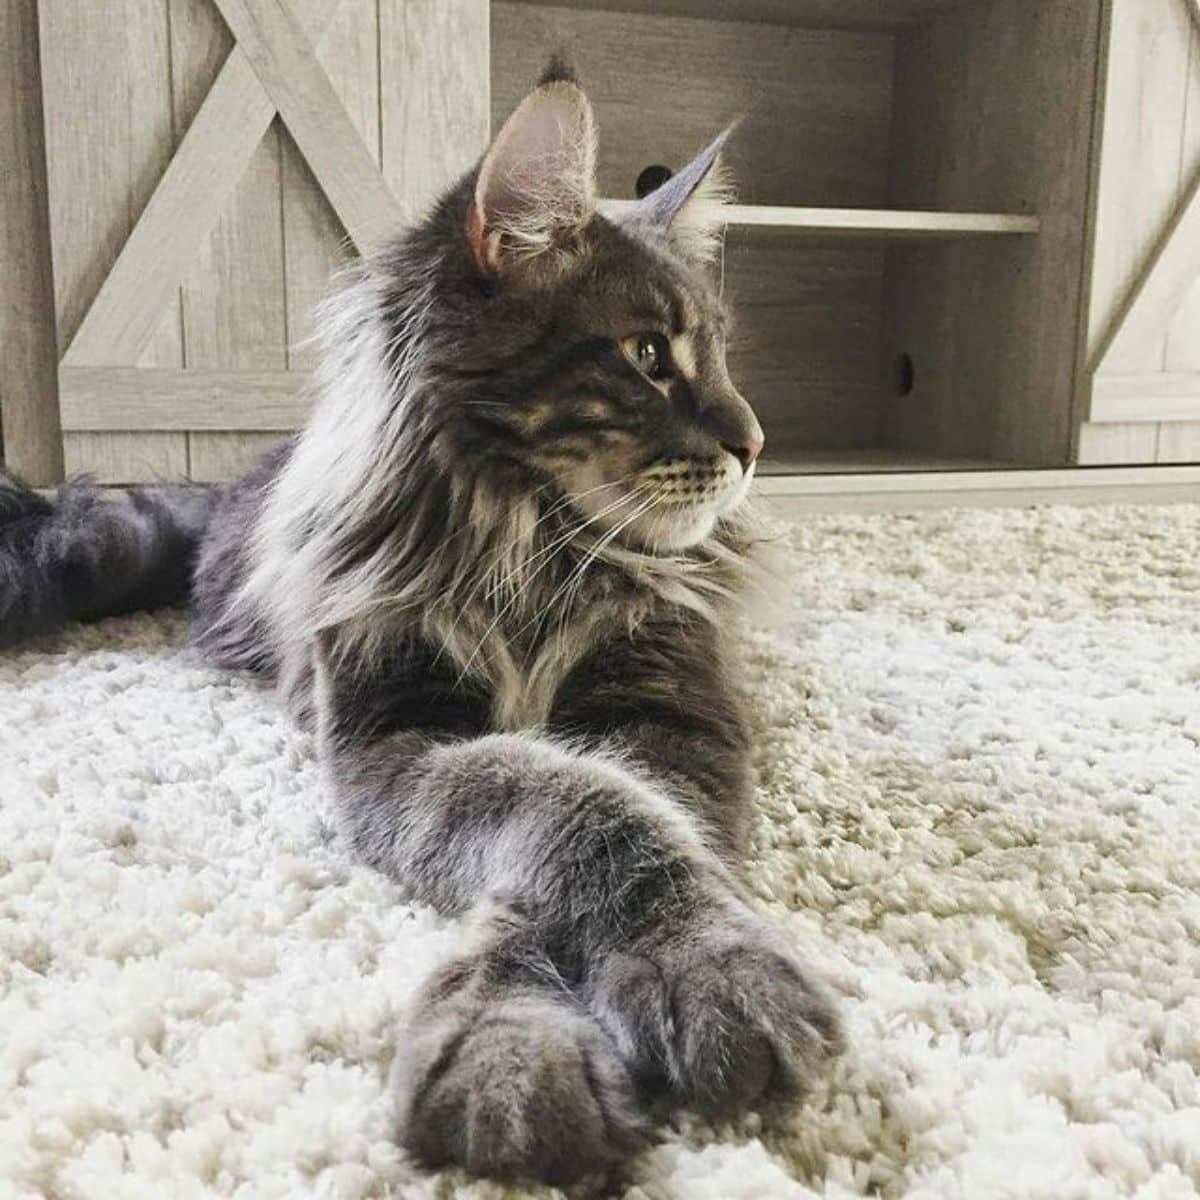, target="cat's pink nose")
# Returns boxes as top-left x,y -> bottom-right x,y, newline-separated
723,432 -> 764,473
